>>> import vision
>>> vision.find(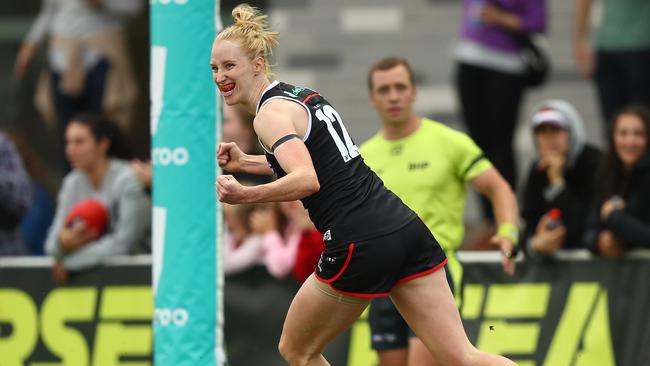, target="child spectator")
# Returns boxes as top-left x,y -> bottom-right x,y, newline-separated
250,200 -> 324,284
223,202 -> 265,275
